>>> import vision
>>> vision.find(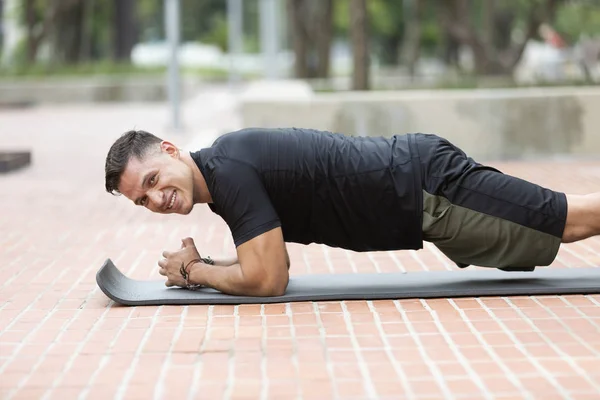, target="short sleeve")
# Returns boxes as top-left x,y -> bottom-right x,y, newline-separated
208,159 -> 281,247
